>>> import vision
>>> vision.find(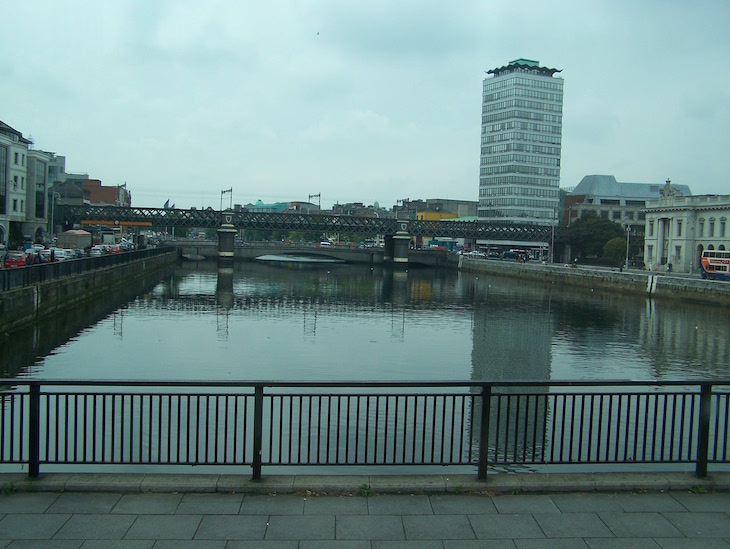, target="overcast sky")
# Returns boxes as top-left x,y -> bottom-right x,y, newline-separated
3,0 -> 729,209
